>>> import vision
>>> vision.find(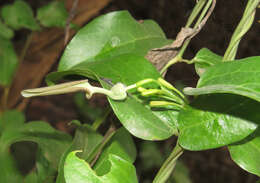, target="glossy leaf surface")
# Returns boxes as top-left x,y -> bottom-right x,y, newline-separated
0,20 -> 14,39
0,37 -> 18,86
178,93 -> 260,151
94,128 -> 137,175
229,129 -> 260,176
184,56 -> 260,102
37,1 -> 68,28
58,10 -> 170,71
1,0 -> 40,30
64,151 -> 138,183
47,55 -> 178,140
178,105 -> 257,150
193,48 -> 222,76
